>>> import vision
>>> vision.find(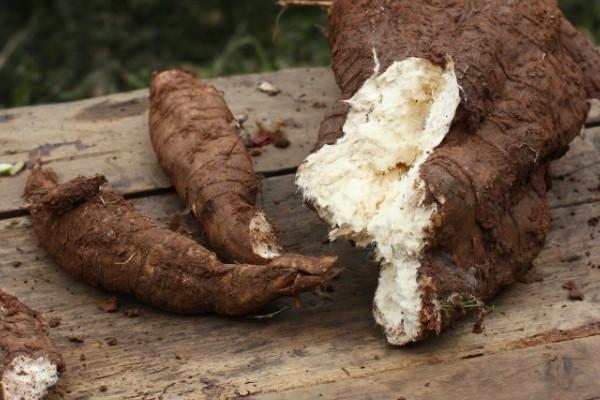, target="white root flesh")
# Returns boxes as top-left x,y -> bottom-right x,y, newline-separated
297,57 -> 460,344
1,355 -> 59,400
